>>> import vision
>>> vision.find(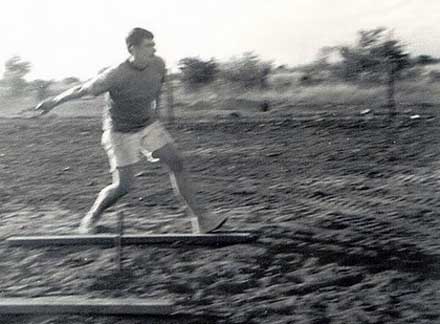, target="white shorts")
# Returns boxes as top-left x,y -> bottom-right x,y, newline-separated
101,121 -> 174,172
